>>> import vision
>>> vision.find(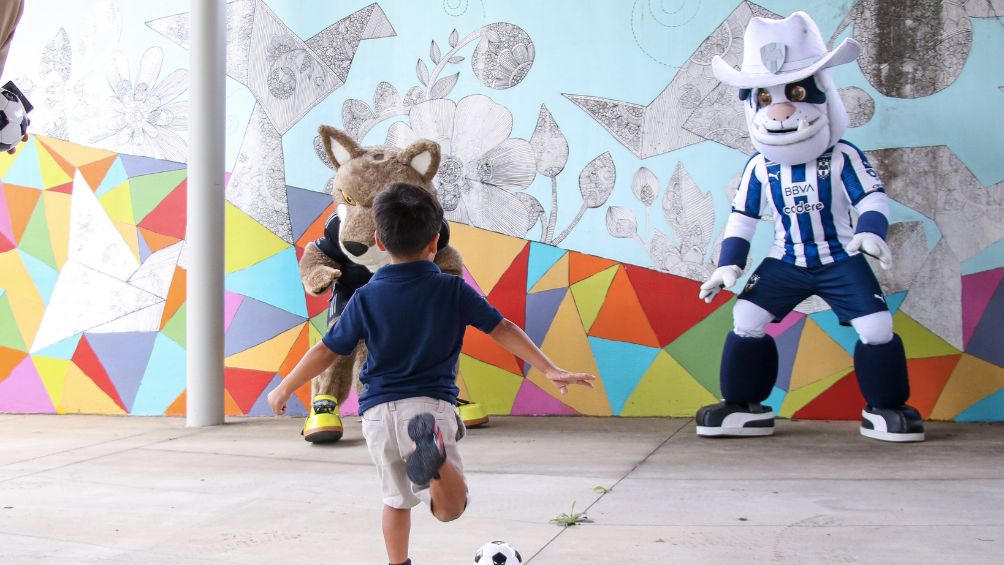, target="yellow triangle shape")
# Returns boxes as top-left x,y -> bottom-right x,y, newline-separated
225,324 -> 304,372
525,292 -> 612,415
450,222 -> 528,294
570,265 -> 618,331
779,368 -> 849,418
307,322 -> 322,346
0,148 -> 15,177
42,191 -> 71,269
59,363 -> 126,415
454,371 -> 472,400
788,319 -> 853,390
33,356 -> 70,412
0,252 -> 44,347
36,142 -> 74,188
226,203 -> 290,273
529,253 -> 569,293
34,135 -> 116,167
99,181 -> 135,224
929,354 -> 1004,420
894,311 -> 960,358
113,221 -> 141,262
458,354 -> 522,414
621,350 -> 717,416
